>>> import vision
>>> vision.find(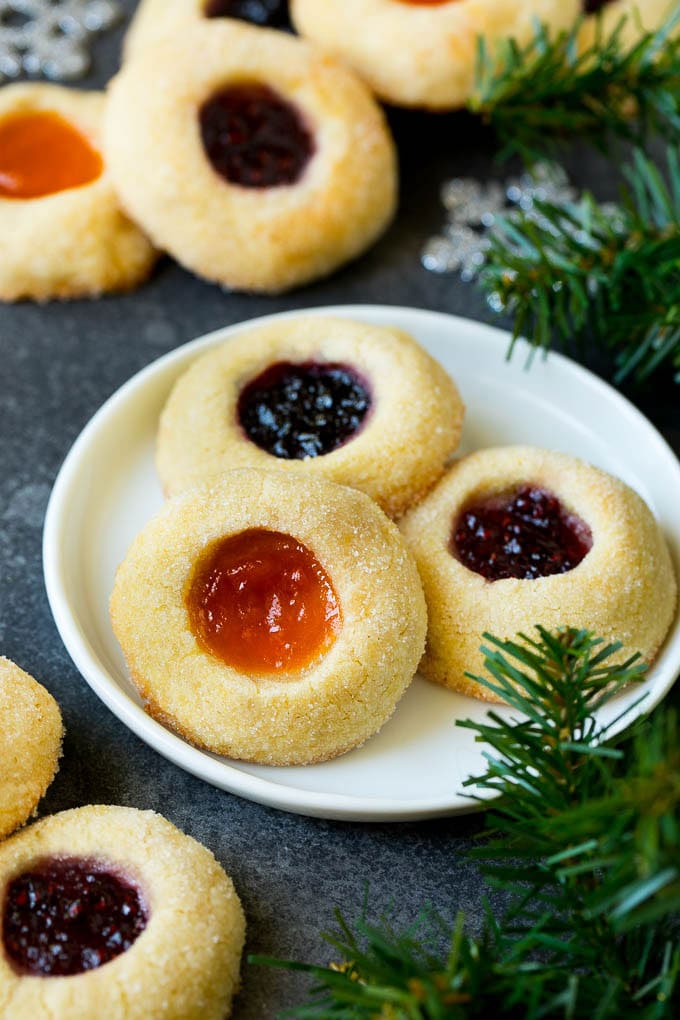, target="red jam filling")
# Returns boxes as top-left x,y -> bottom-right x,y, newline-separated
0,111 -> 103,200
204,0 -> 290,27
2,857 -> 147,977
452,486 -> 592,582
238,361 -> 372,460
186,529 -> 342,674
199,84 -> 314,189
